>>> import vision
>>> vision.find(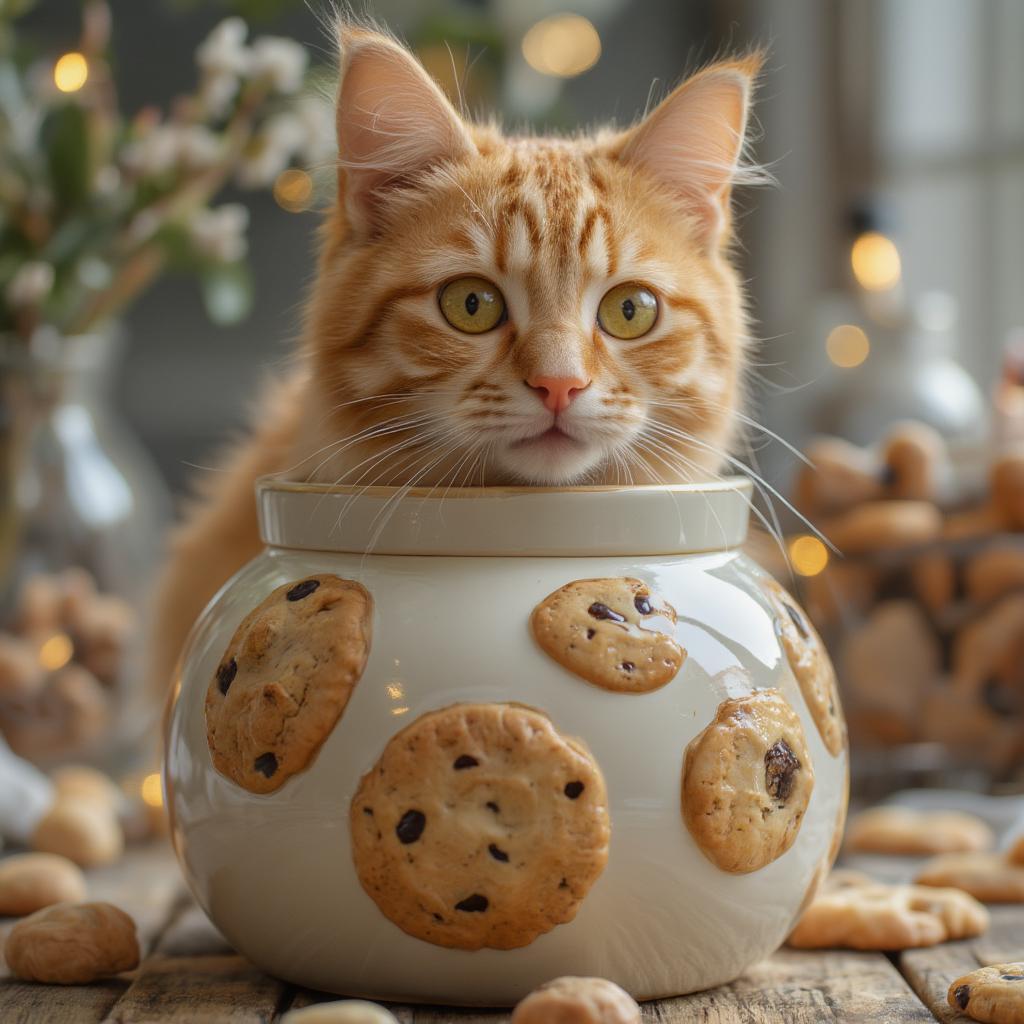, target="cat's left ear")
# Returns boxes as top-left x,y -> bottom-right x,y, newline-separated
335,26 -> 476,236
610,55 -> 763,247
